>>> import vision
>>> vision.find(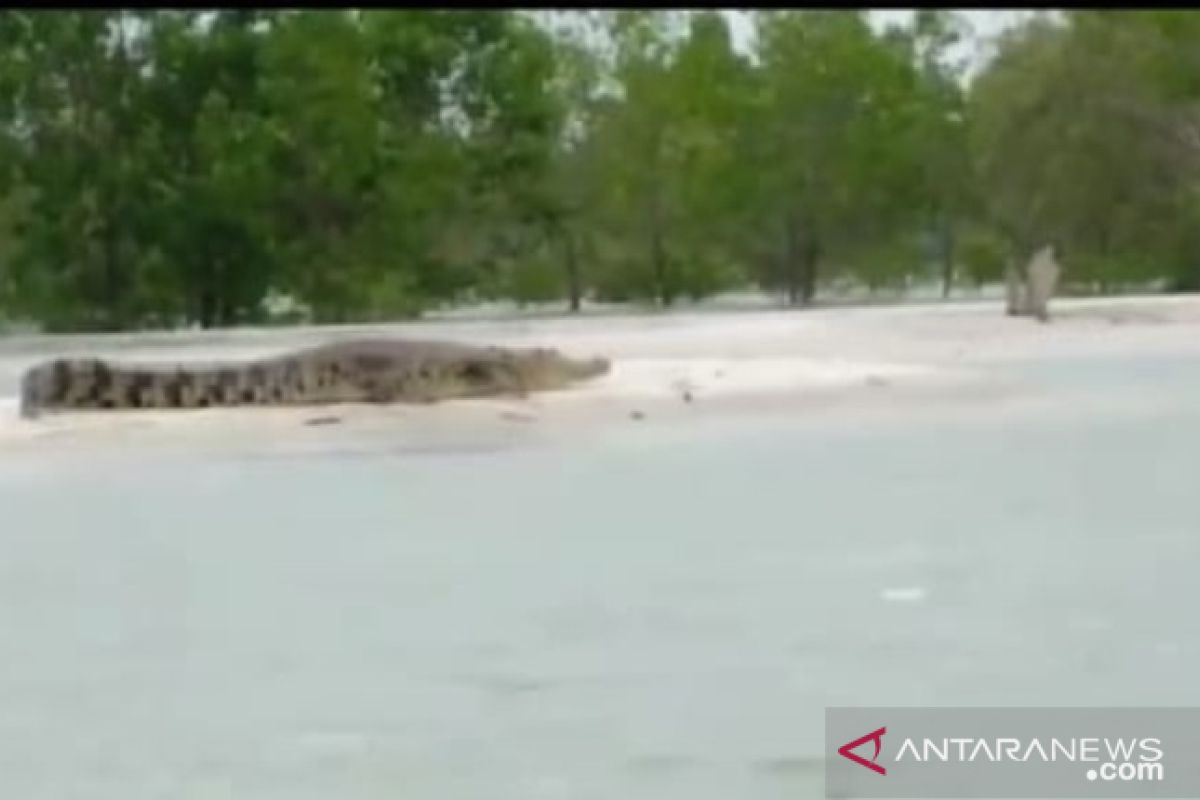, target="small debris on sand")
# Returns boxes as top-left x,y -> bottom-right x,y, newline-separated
865,375 -> 890,388
630,409 -> 646,421
500,411 -> 537,423
671,378 -> 696,404
304,415 -> 342,427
